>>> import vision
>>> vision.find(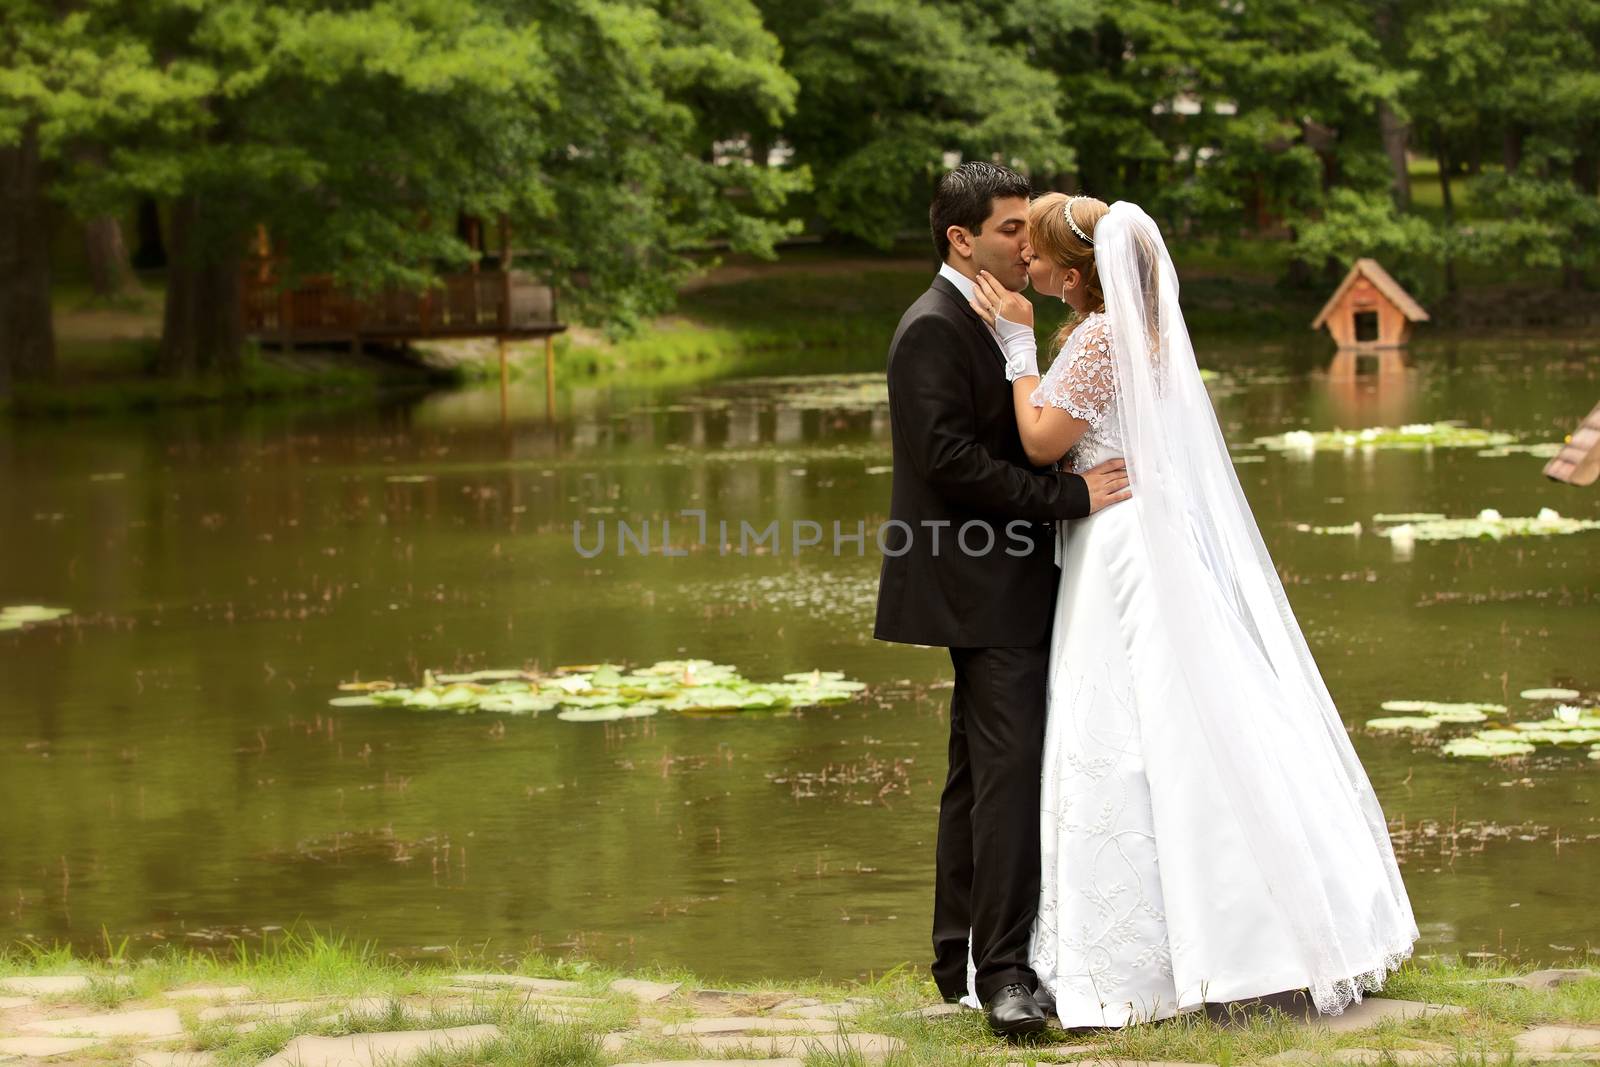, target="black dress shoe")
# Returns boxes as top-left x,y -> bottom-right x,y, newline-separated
984,982 -> 1047,1037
